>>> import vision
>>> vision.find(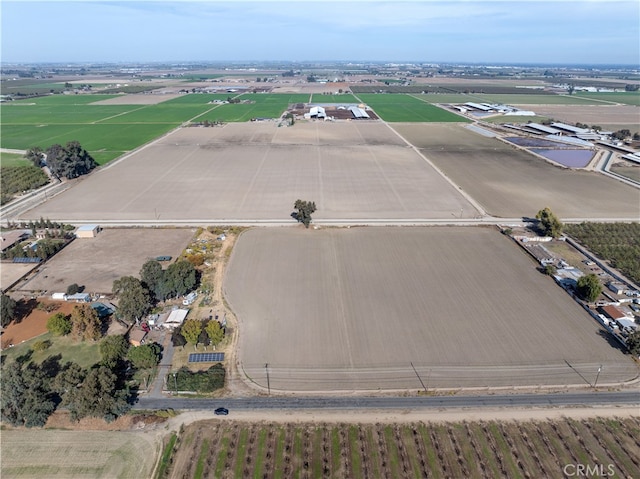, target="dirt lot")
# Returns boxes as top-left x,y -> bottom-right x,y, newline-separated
225,226 -> 638,391
1,262 -> 38,293
17,228 -> 196,295
393,123 -> 640,219
0,299 -> 75,349
19,121 -> 477,222
515,103 -> 640,126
